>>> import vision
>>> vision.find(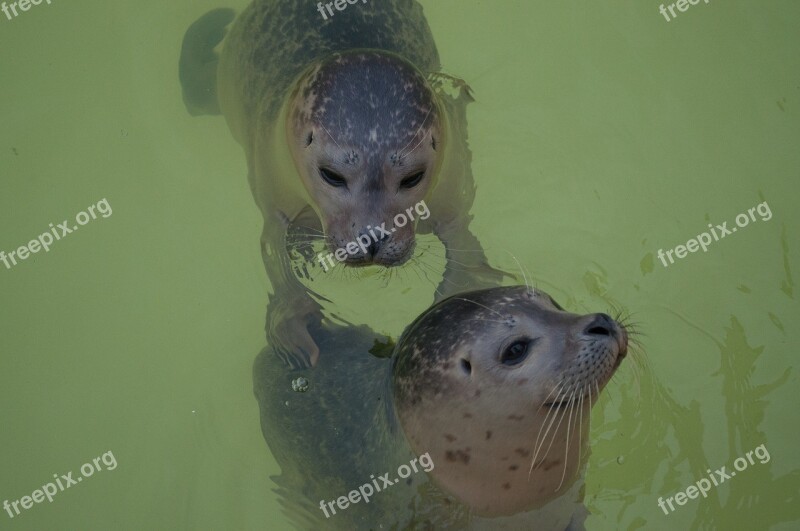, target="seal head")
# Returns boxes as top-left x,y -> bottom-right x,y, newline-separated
287,51 -> 444,267
392,286 -> 628,516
